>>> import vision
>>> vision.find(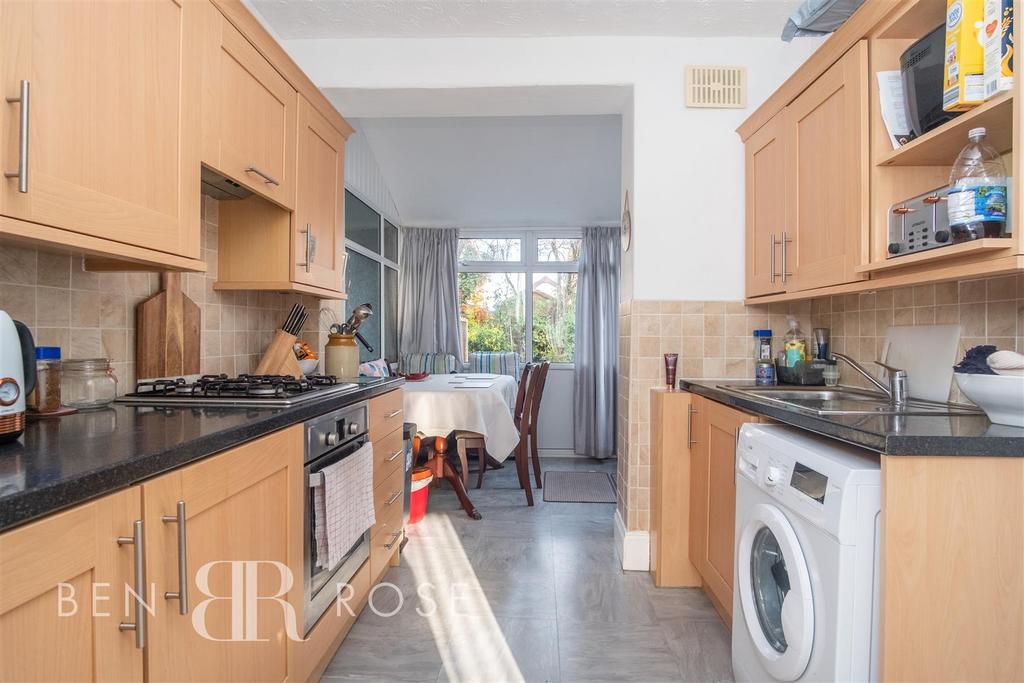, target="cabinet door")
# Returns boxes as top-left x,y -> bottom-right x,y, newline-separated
0,488 -> 144,682
207,14 -> 296,209
144,426 -> 304,683
688,396 -> 708,580
293,96 -> 347,292
744,112 -> 787,297
786,41 -> 868,292
0,0 -> 199,258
